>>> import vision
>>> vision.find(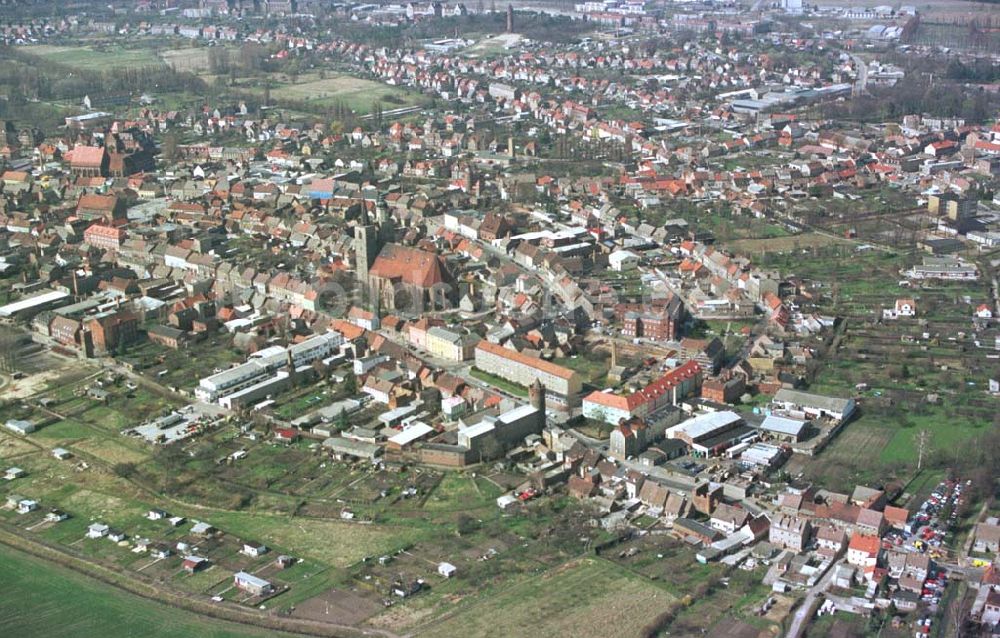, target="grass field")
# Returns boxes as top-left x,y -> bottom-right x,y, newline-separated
160,47 -> 216,73
723,232 -> 852,255
26,44 -> 165,71
0,546 -> 297,638
199,509 -> 424,568
255,73 -> 421,114
415,557 -> 674,638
